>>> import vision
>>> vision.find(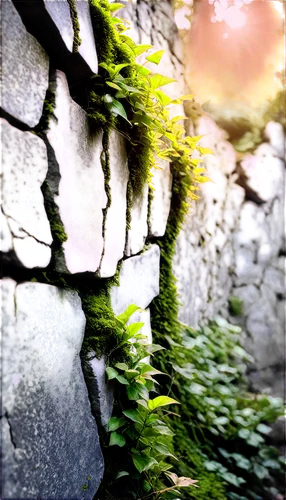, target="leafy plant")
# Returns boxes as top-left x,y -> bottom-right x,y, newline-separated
101,304 -> 198,499
161,318 -> 284,499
